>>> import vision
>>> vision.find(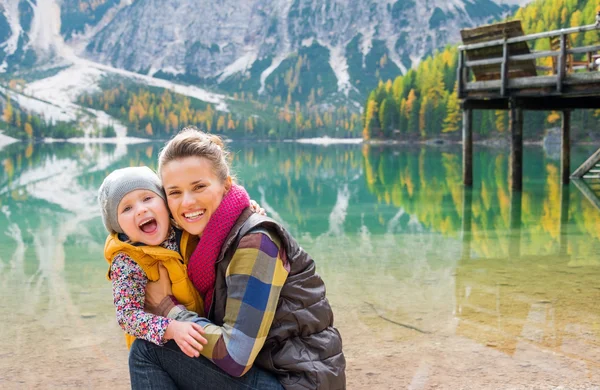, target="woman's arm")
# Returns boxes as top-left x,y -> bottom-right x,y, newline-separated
153,231 -> 290,377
